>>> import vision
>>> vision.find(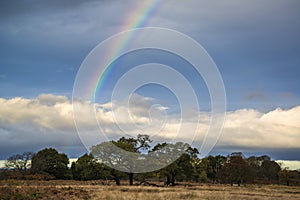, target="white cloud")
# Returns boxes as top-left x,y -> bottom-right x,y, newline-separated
37,94 -> 68,106
276,160 -> 300,170
218,107 -> 300,149
0,94 -> 299,159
